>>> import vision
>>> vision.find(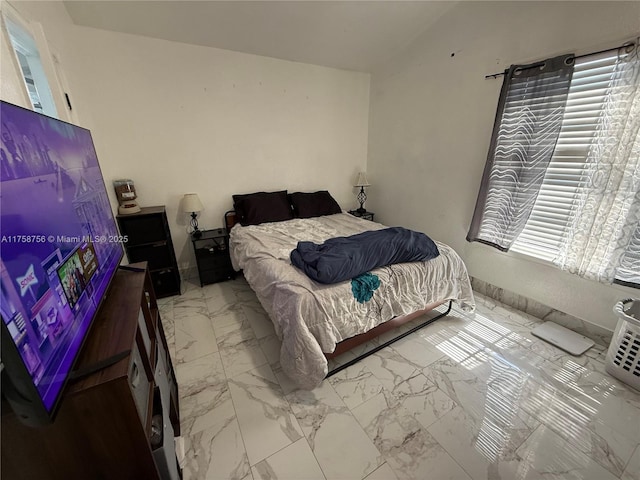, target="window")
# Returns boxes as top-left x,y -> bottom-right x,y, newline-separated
3,13 -> 58,118
511,51 -> 619,261
468,42 -> 639,288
